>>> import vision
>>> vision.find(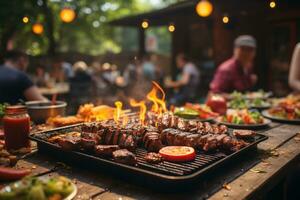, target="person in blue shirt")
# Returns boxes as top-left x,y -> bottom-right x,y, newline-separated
0,50 -> 47,104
